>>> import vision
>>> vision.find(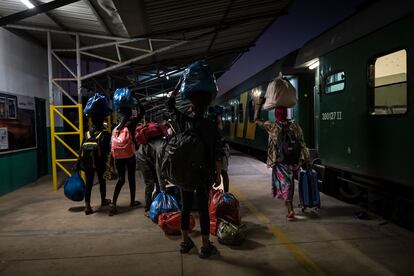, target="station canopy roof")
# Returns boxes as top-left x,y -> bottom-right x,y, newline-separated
0,0 -> 293,118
